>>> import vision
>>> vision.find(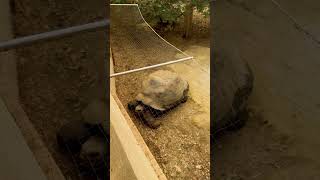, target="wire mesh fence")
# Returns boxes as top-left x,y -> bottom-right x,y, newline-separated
57,120 -> 109,180
16,39 -> 109,180
11,10 -> 109,180
0,33 -> 109,180
110,4 -> 192,77
110,3 -> 194,129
